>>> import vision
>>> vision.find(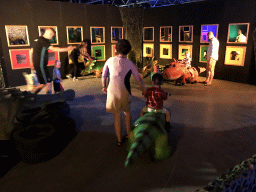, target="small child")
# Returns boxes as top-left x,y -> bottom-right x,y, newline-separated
141,73 -> 171,133
182,51 -> 194,77
53,60 -> 63,93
